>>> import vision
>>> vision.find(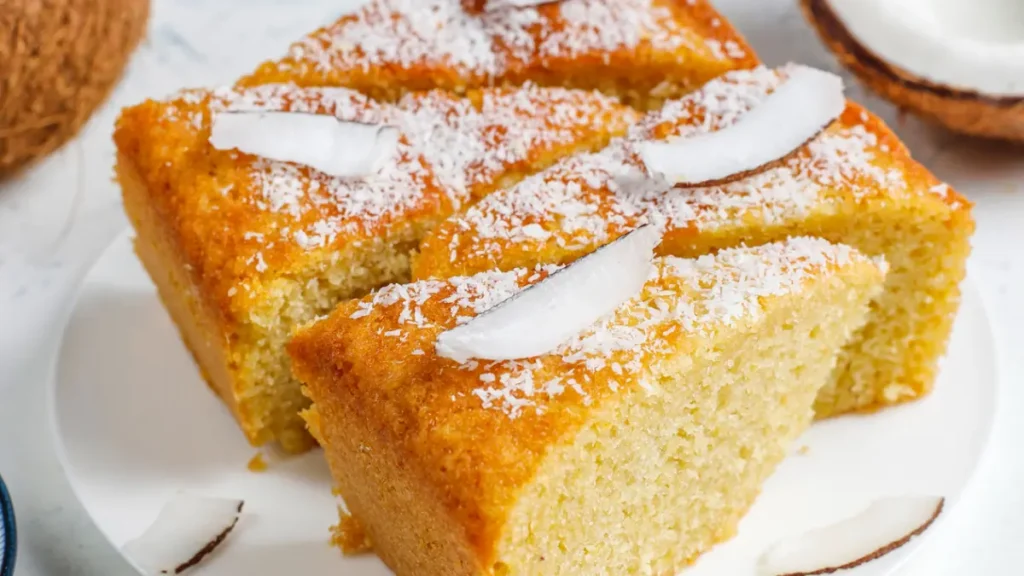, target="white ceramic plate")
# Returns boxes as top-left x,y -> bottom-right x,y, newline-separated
50,233 -> 998,576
